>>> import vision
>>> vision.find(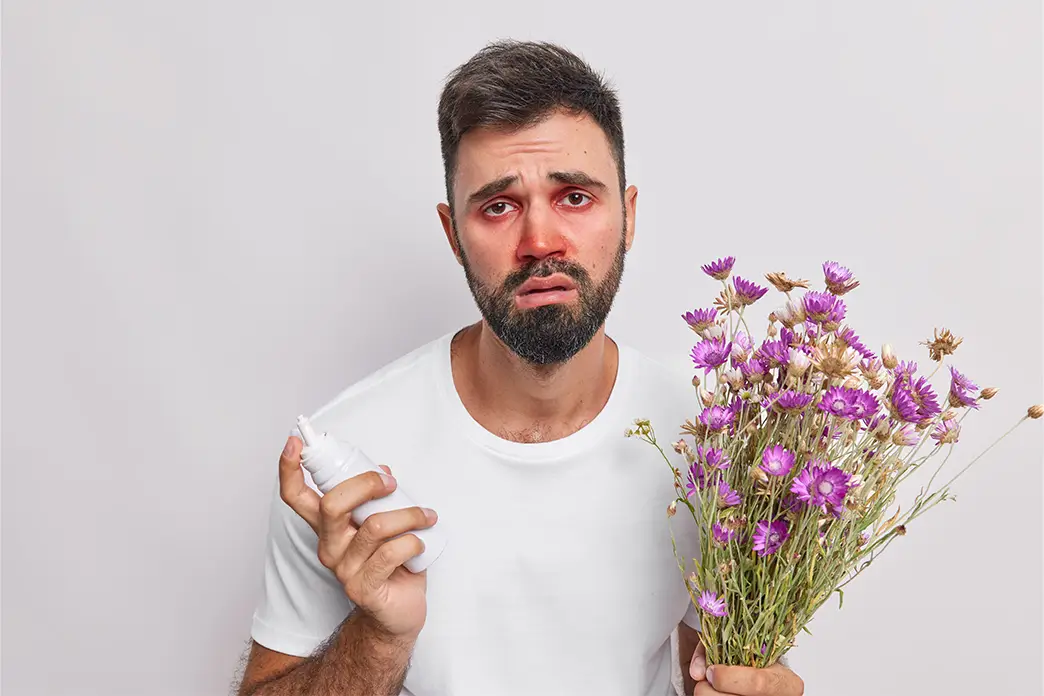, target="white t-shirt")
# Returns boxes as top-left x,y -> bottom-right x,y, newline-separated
250,329 -> 702,696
